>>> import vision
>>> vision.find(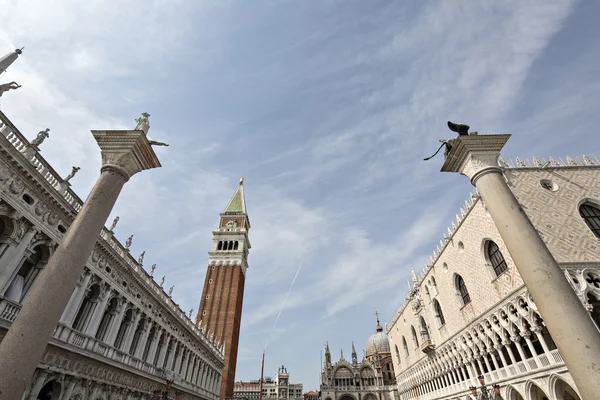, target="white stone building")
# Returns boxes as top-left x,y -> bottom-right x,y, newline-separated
0,109 -> 225,399
233,365 -> 303,400
320,320 -> 399,400
387,157 -> 600,400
